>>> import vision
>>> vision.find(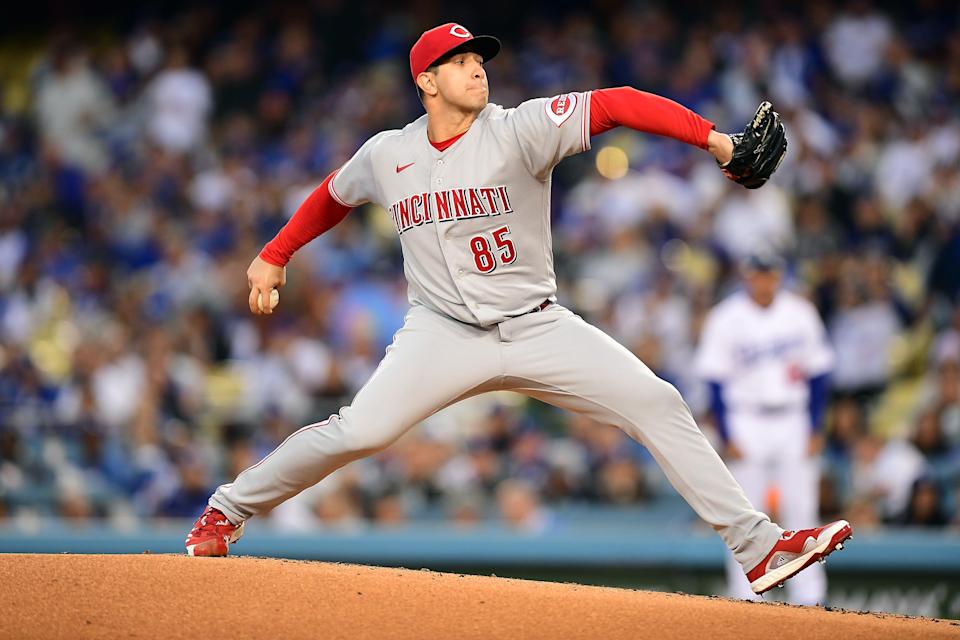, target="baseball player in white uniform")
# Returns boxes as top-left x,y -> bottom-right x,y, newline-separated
186,22 -> 851,596
695,253 -> 835,604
